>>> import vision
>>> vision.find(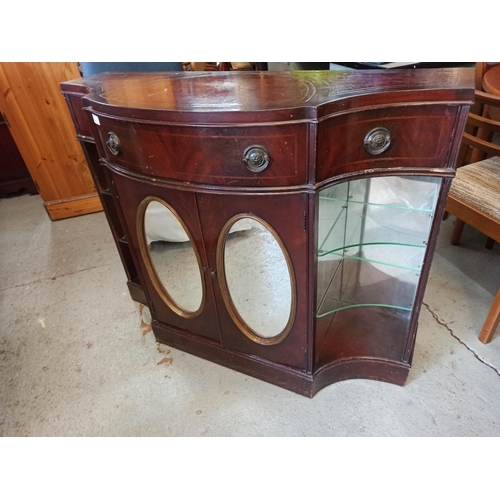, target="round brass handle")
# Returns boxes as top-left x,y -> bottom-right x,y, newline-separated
364,127 -> 391,155
106,132 -> 122,156
242,145 -> 270,172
